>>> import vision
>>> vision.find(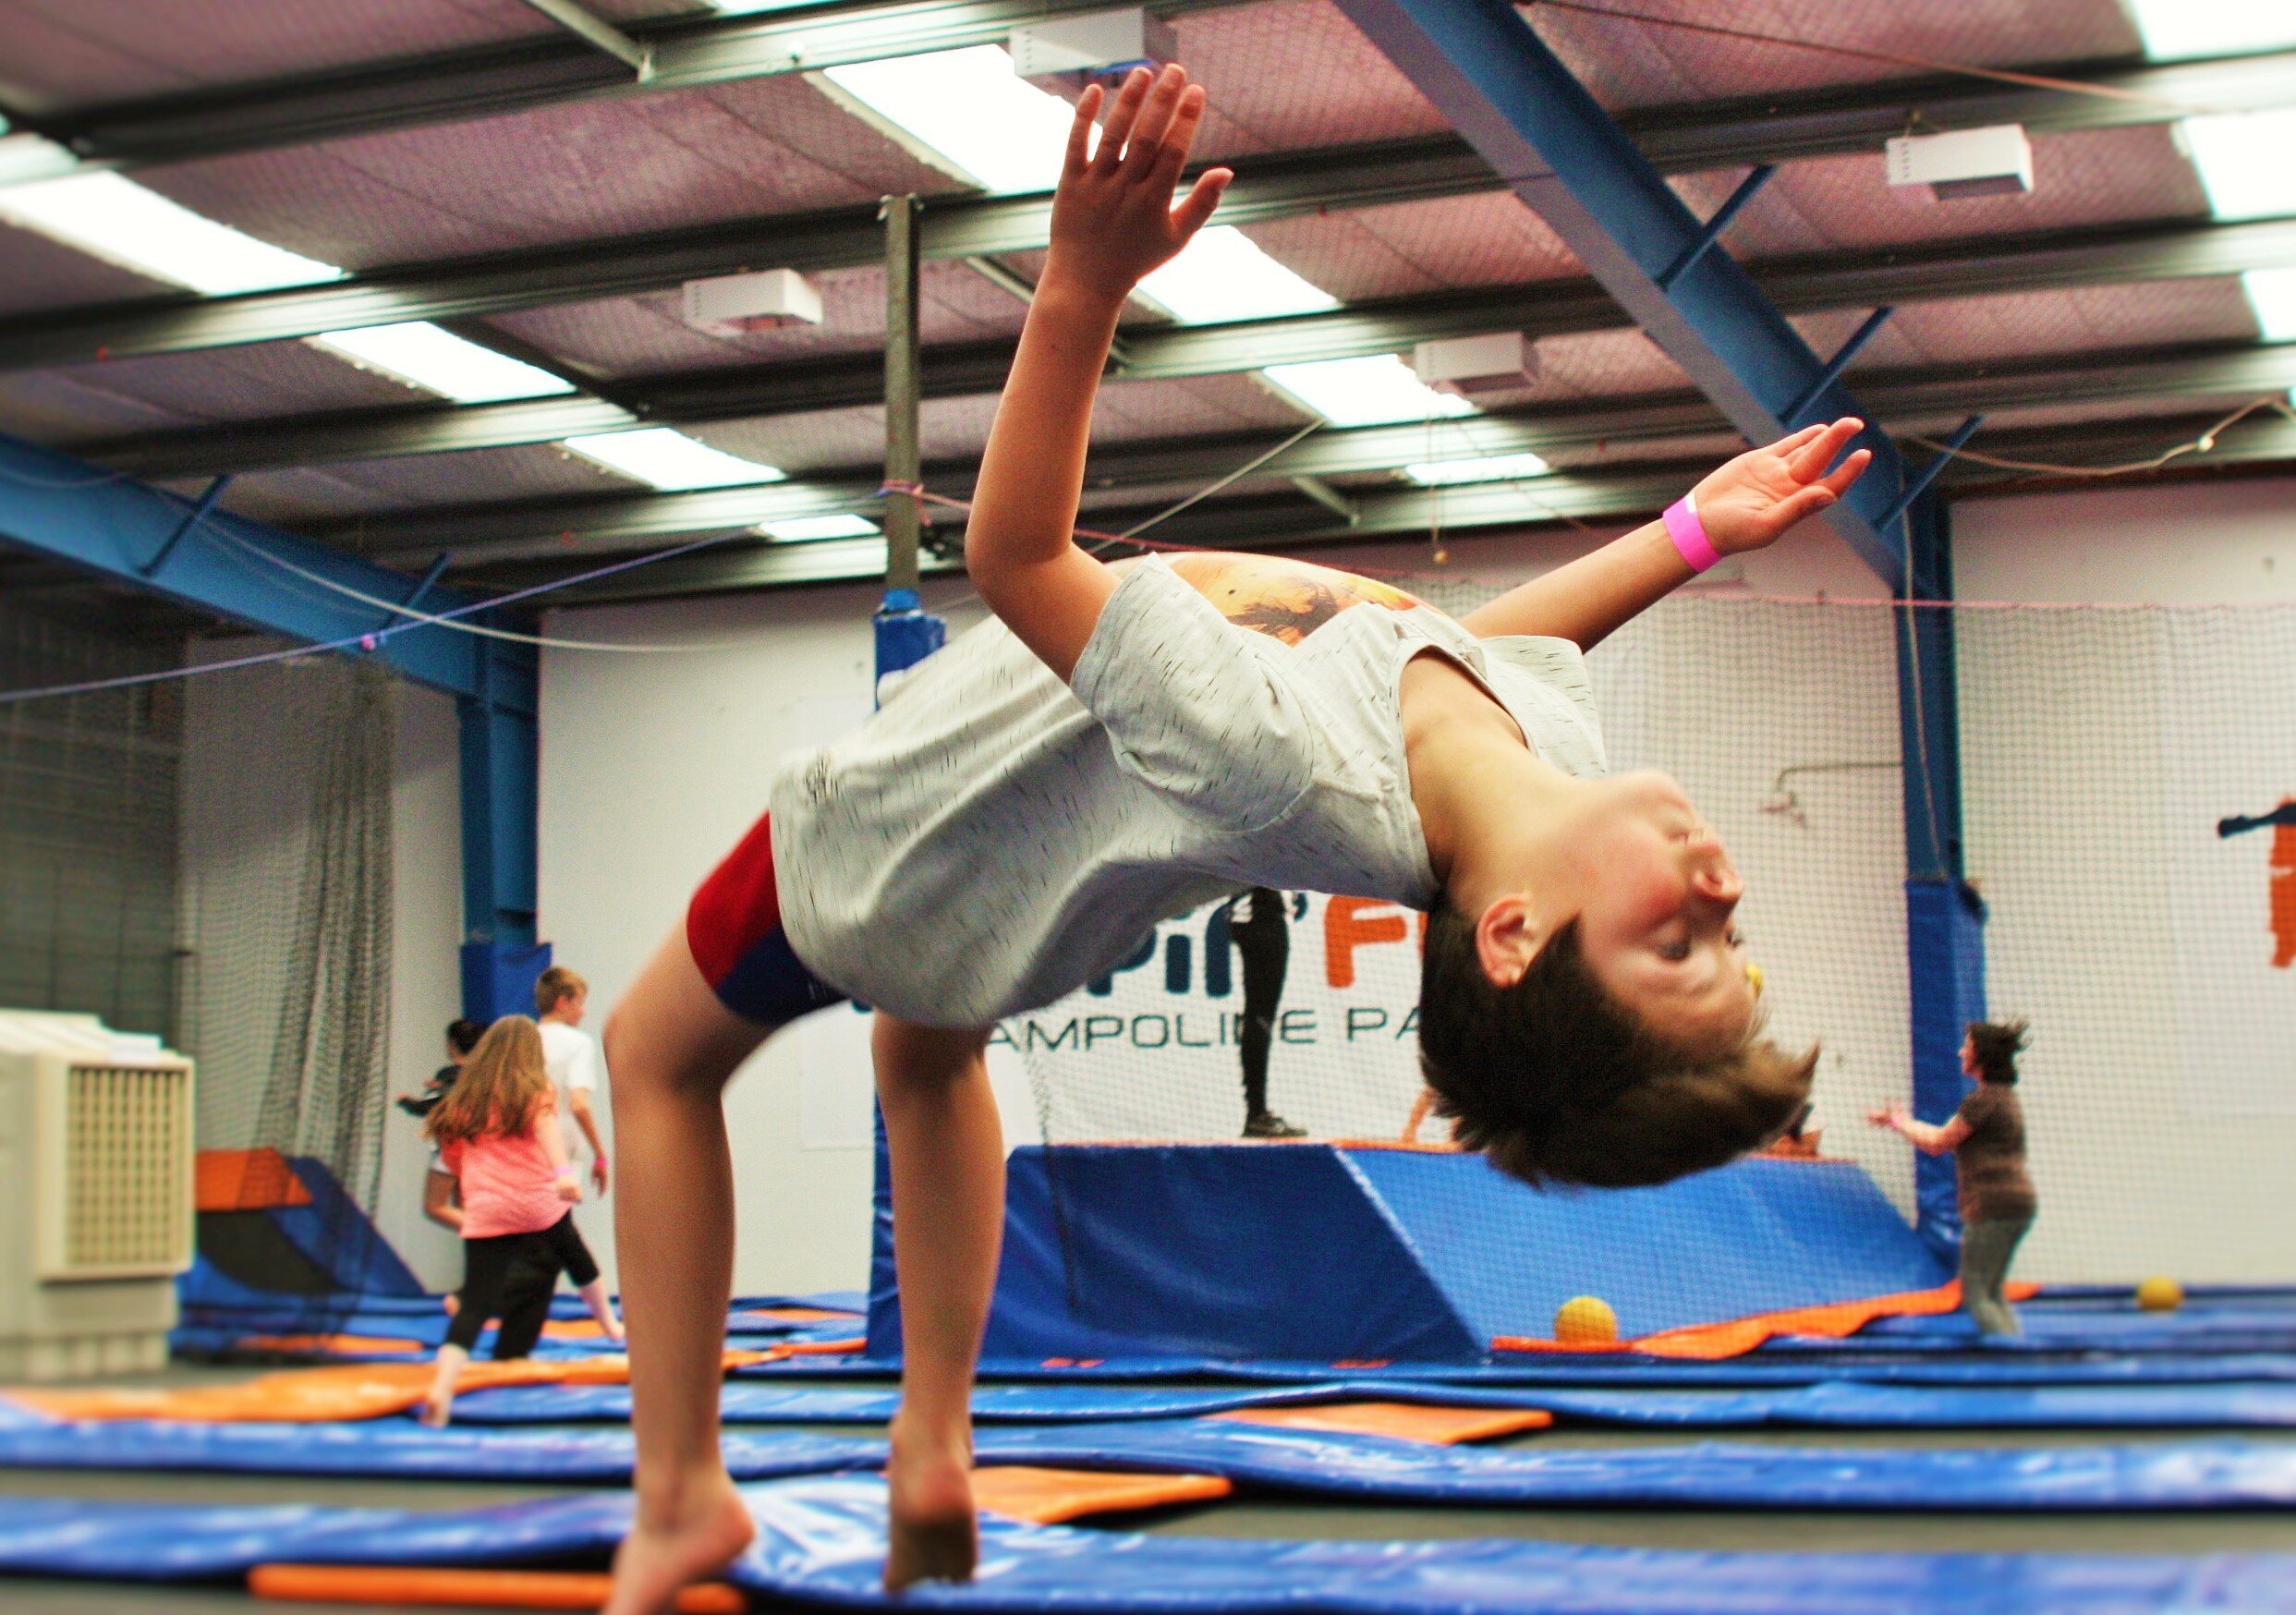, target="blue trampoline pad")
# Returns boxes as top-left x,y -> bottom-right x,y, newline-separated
747,1353 -> 2296,1389
7,1476 -> 2296,1613
447,1378 -> 2296,1431
7,1413 -> 2296,1509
